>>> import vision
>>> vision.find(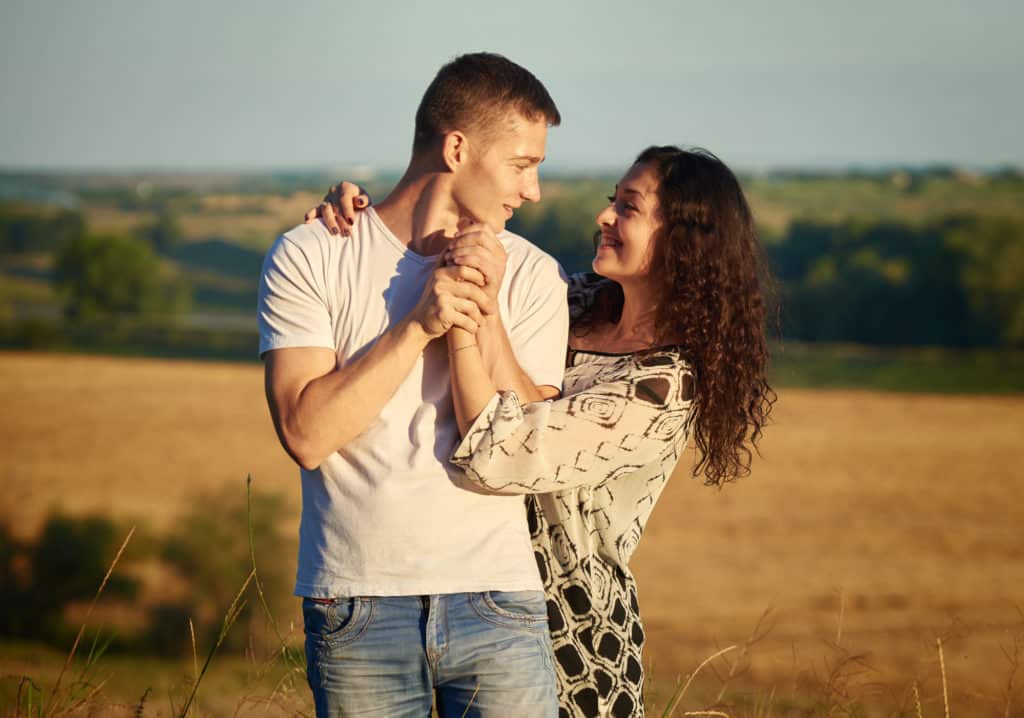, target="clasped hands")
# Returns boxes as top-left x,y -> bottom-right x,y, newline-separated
305,182 -> 506,342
